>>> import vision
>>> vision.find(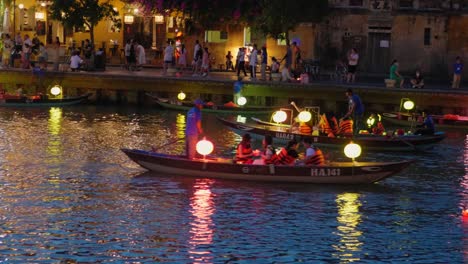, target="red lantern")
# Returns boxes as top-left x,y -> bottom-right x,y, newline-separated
196,138 -> 214,156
